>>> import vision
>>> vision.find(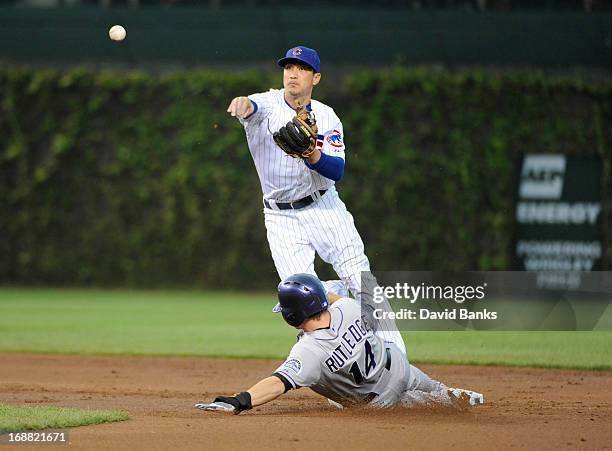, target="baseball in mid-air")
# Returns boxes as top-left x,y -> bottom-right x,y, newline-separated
109,25 -> 126,42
